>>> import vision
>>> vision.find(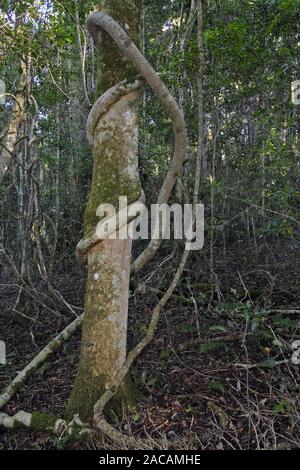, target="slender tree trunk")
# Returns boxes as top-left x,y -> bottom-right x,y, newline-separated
0,5 -> 29,183
66,0 -> 141,423
196,0 -> 206,178
210,104 -> 218,288
0,58 -> 27,183
176,0 -> 196,201
74,0 -> 91,108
